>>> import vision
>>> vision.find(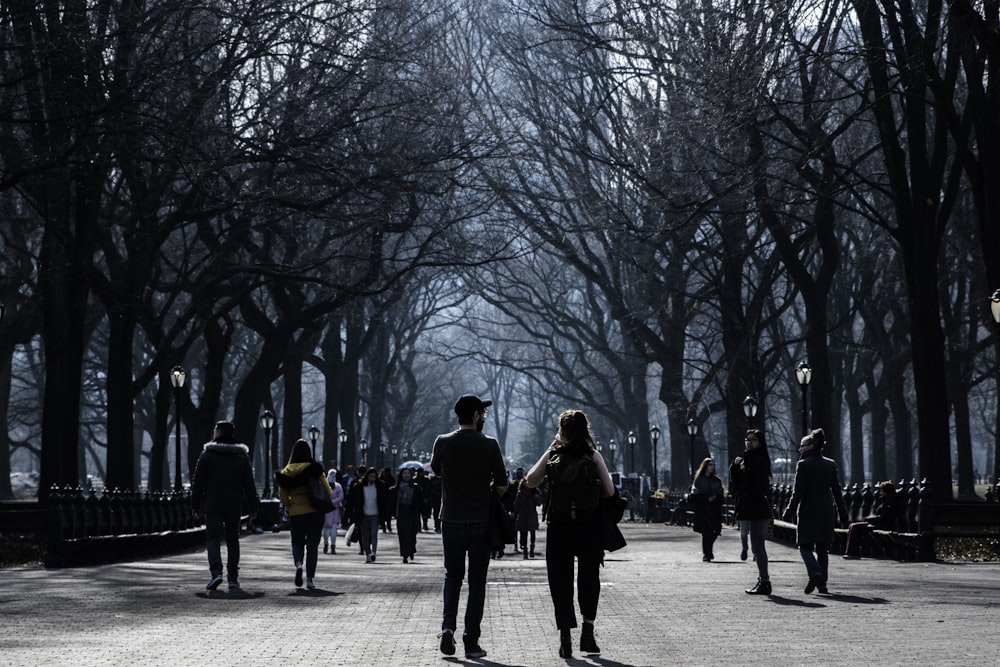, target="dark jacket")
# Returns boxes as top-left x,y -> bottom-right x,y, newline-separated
729,446 -> 773,521
782,449 -> 849,544
431,428 -> 507,523
389,481 -> 425,520
345,479 -> 390,524
512,487 -> 541,532
691,474 -> 723,536
868,493 -> 900,530
190,441 -> 259,516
